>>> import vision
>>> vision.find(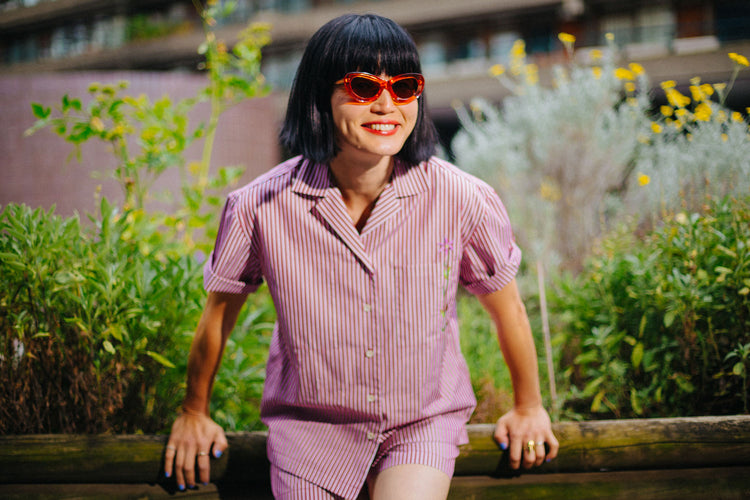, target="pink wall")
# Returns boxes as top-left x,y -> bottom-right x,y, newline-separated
0,71 -> 281,217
